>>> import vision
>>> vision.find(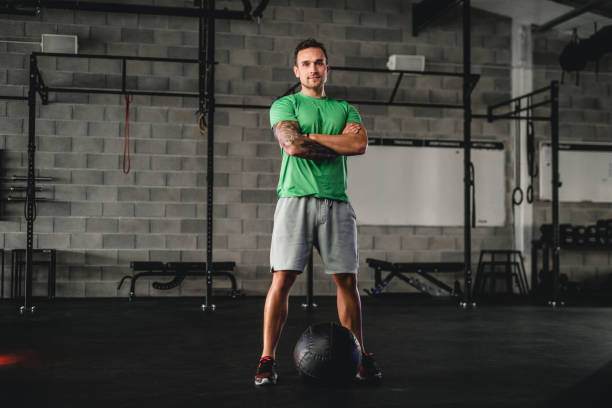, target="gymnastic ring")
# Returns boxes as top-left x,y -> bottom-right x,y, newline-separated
512,187 -> 524,206
526,185 -> 534,204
